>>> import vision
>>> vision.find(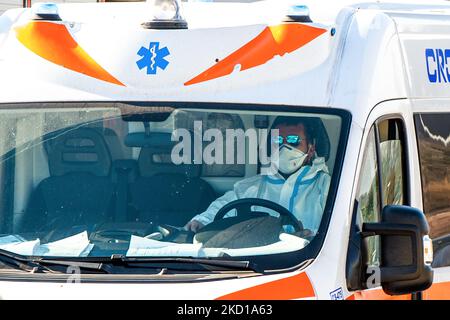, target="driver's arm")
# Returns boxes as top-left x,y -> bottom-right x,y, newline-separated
186,175 -> 263,232
187,190 -> 238,231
